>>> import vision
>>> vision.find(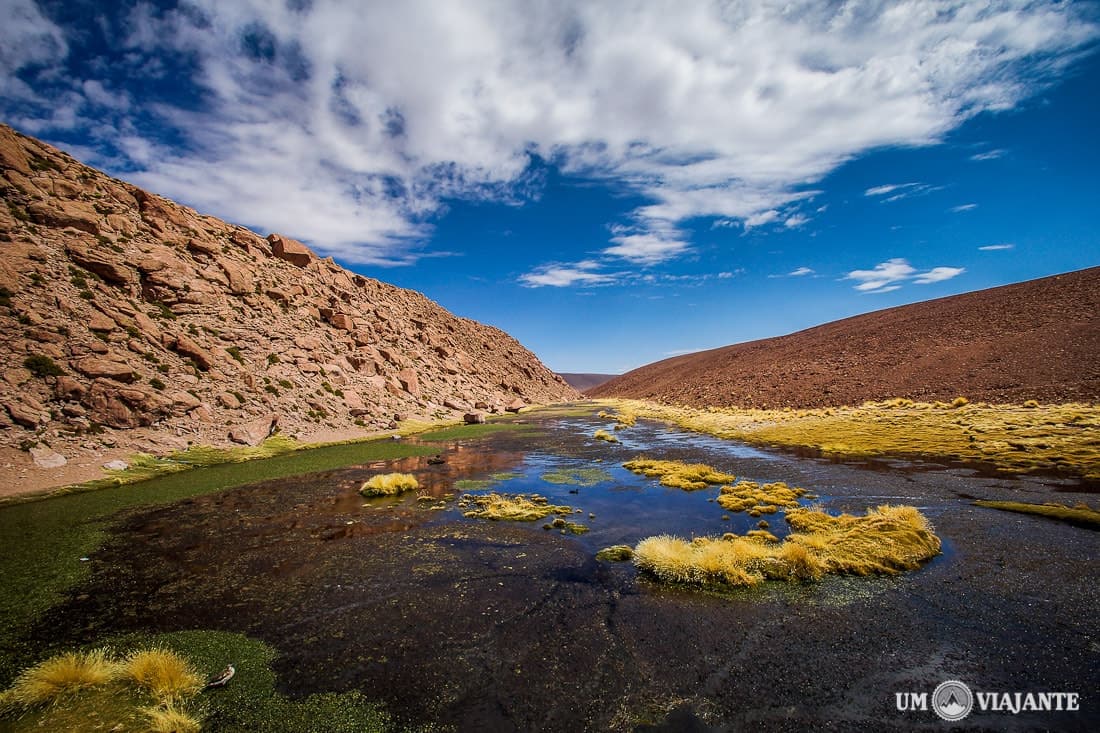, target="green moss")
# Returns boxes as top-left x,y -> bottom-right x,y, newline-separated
2,630 -> 391,733
540,468 -> 613,486
595,545 -> 634,562
973,500 -> 1100,529
454,479 -> 495,491
419,422 -> 531,442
